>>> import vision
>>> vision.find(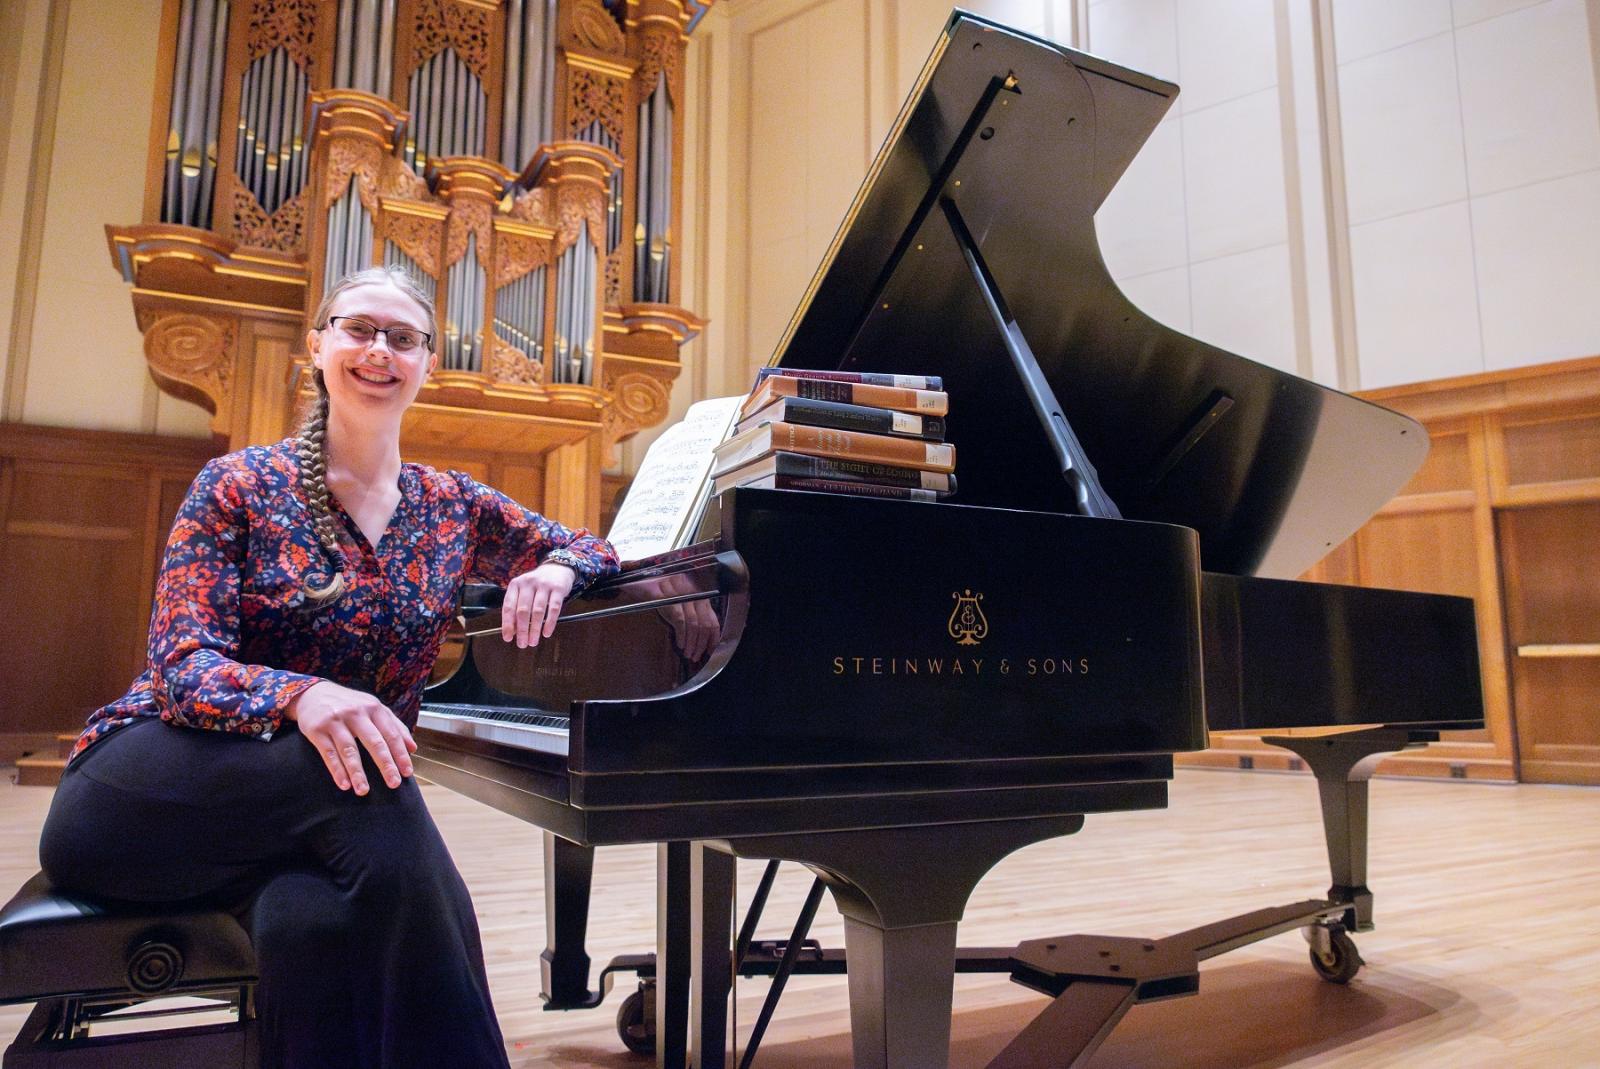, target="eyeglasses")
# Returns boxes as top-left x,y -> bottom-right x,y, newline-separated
324,316 -> 433,354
